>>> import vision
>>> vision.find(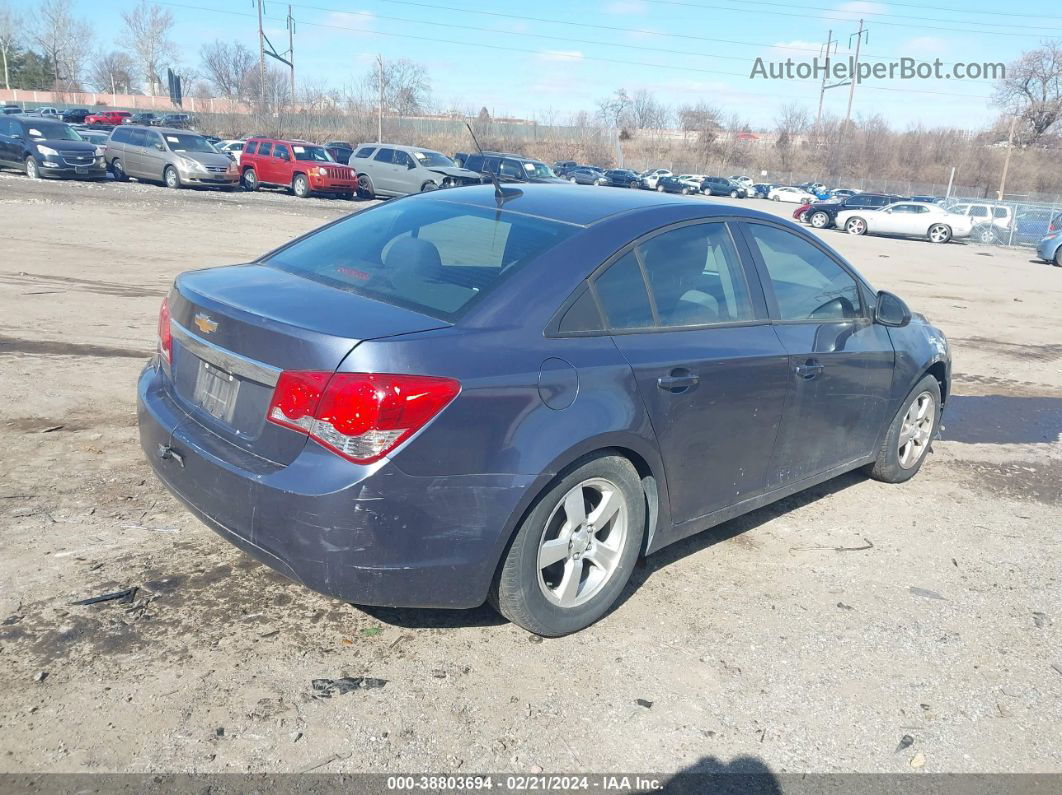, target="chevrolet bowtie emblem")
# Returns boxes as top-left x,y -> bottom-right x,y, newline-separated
194,313 -> 218,334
